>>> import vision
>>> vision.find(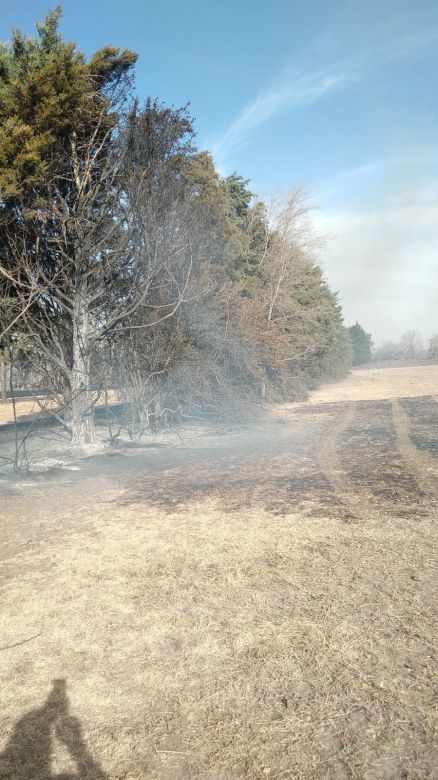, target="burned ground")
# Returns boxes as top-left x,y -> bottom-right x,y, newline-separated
115,396 -> 434,520
0,367 -> 437,779
399,396 -> 438,456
